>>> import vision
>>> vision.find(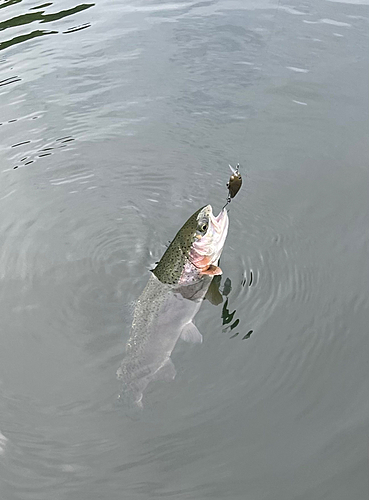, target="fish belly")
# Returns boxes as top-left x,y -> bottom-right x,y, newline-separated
117,274 -> 207,404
